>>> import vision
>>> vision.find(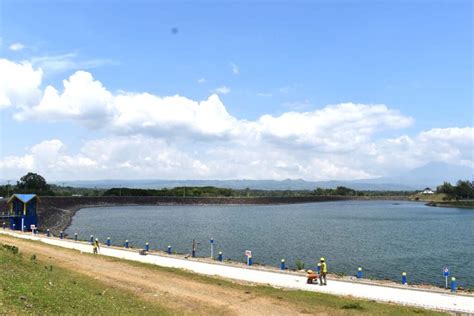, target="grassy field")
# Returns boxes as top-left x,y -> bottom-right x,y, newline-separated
0,243 -> 173,315
0,238 -> 446,315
